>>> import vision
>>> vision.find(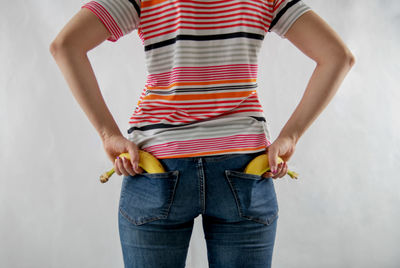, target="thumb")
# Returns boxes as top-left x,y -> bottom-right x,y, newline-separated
127,144 -> 140,172
267,146 -> 278,173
